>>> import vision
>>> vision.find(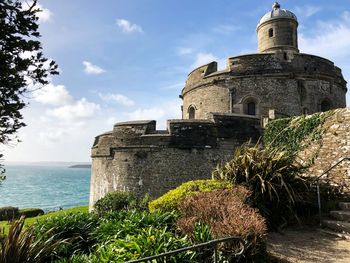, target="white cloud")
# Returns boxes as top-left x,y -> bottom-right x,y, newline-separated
33,84 -> 73,106
192,52 -> 218,68
295,5 -> 321,18
22,1 -> 52,23
299,12 -> 350,59
159,83 -> 184,90
39,129 -> 67,143
116,19 -> 143,33
83,61 -> 106,75
47,98 -> 100,122
124,100 -> 181,129
177,47 -> 193,56
98,93 -> 135,107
